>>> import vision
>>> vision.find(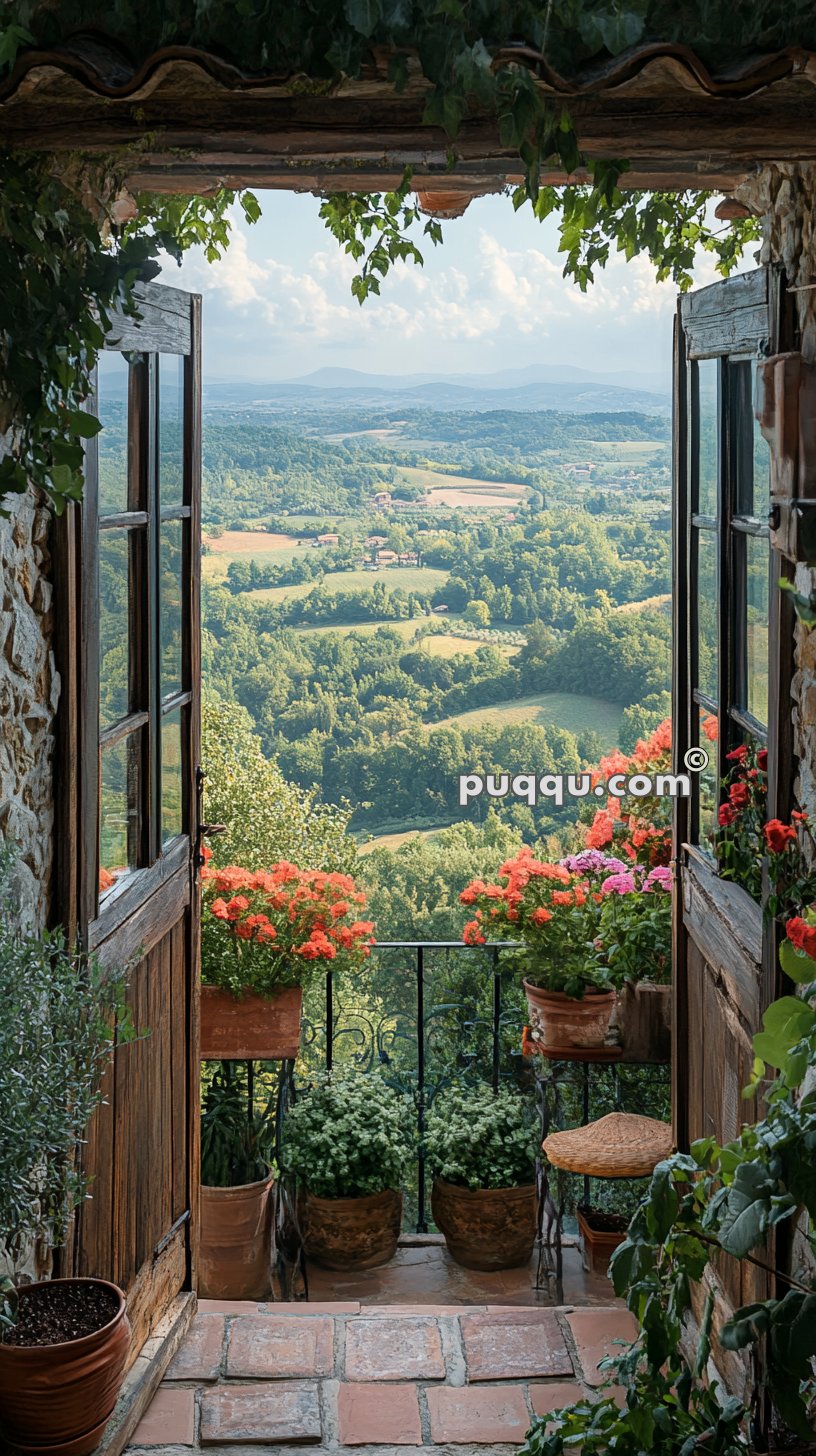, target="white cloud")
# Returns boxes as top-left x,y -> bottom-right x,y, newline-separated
161,190 -> 745,381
